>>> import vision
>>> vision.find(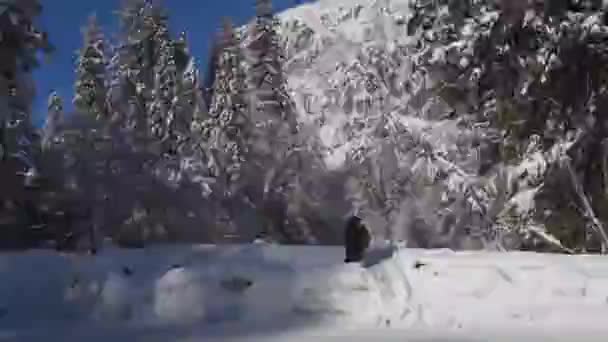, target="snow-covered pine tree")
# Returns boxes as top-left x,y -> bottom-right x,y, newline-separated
114,0 -> 194,155
203,32 -> 222,108
105,41 -> 123,125
0,0 -> 52,192
149,14 -> 176,146
243,0 -> 306,243
191,18 -> 251,239
247,0 -> 297,133
389,0 -> 530,250
93,1 -> 218,244
42,91 -> 63,151
179,41 -> 206,129
153,30 -> 196,155
168,32 -> 201,154
0,0 -> 53,245
404,0 -> 608,253
203,18 -> 249,196
191,29 -> 223,178
113,0 -> 163,139
73,14 -> 108,120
